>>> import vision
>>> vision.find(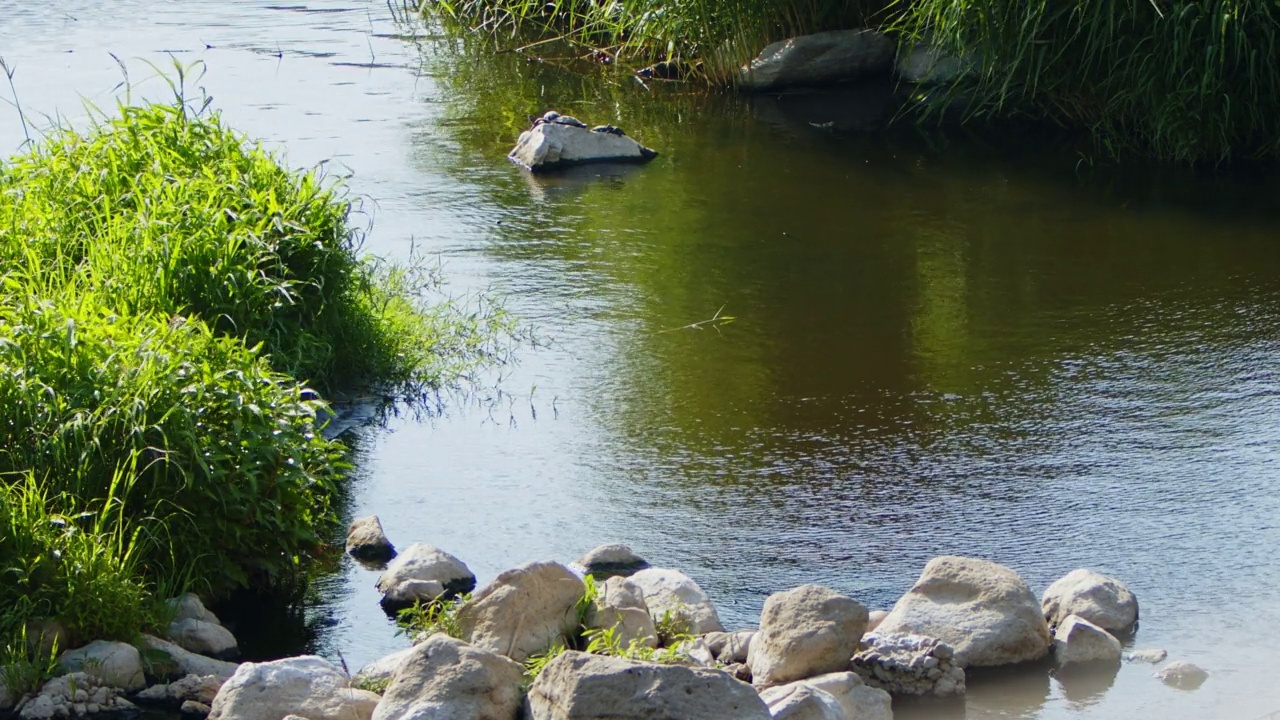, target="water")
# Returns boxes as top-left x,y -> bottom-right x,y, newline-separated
4,2 -> 1280,718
